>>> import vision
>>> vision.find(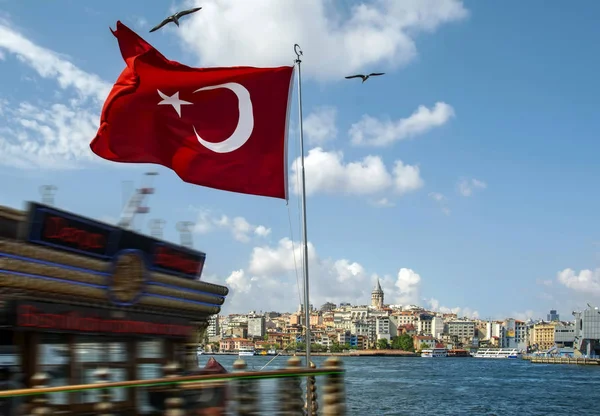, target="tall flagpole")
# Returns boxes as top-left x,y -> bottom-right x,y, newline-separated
294,44 -> 312,369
